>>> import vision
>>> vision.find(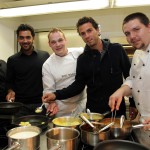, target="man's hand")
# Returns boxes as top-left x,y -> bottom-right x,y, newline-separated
42,93 -> 56,103
109,90 -> 123,112
129,107 -> 138,120
46,102 -> 59,116
143,118 -> 150,130
6,90 -> 15,102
